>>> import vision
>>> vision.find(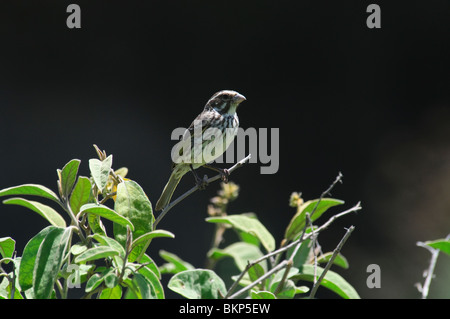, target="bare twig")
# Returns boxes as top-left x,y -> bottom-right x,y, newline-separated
416,234 -> 450,299
225,202 -> 361,299
305,212 -> 319,285
309,225 -> 355,299
310,172 -> 343,220
298,173 -> 343,244
274,172 -> 345,268
153,154 -> 252,229
273,259 -> 293,295
228,260 -> 289,299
